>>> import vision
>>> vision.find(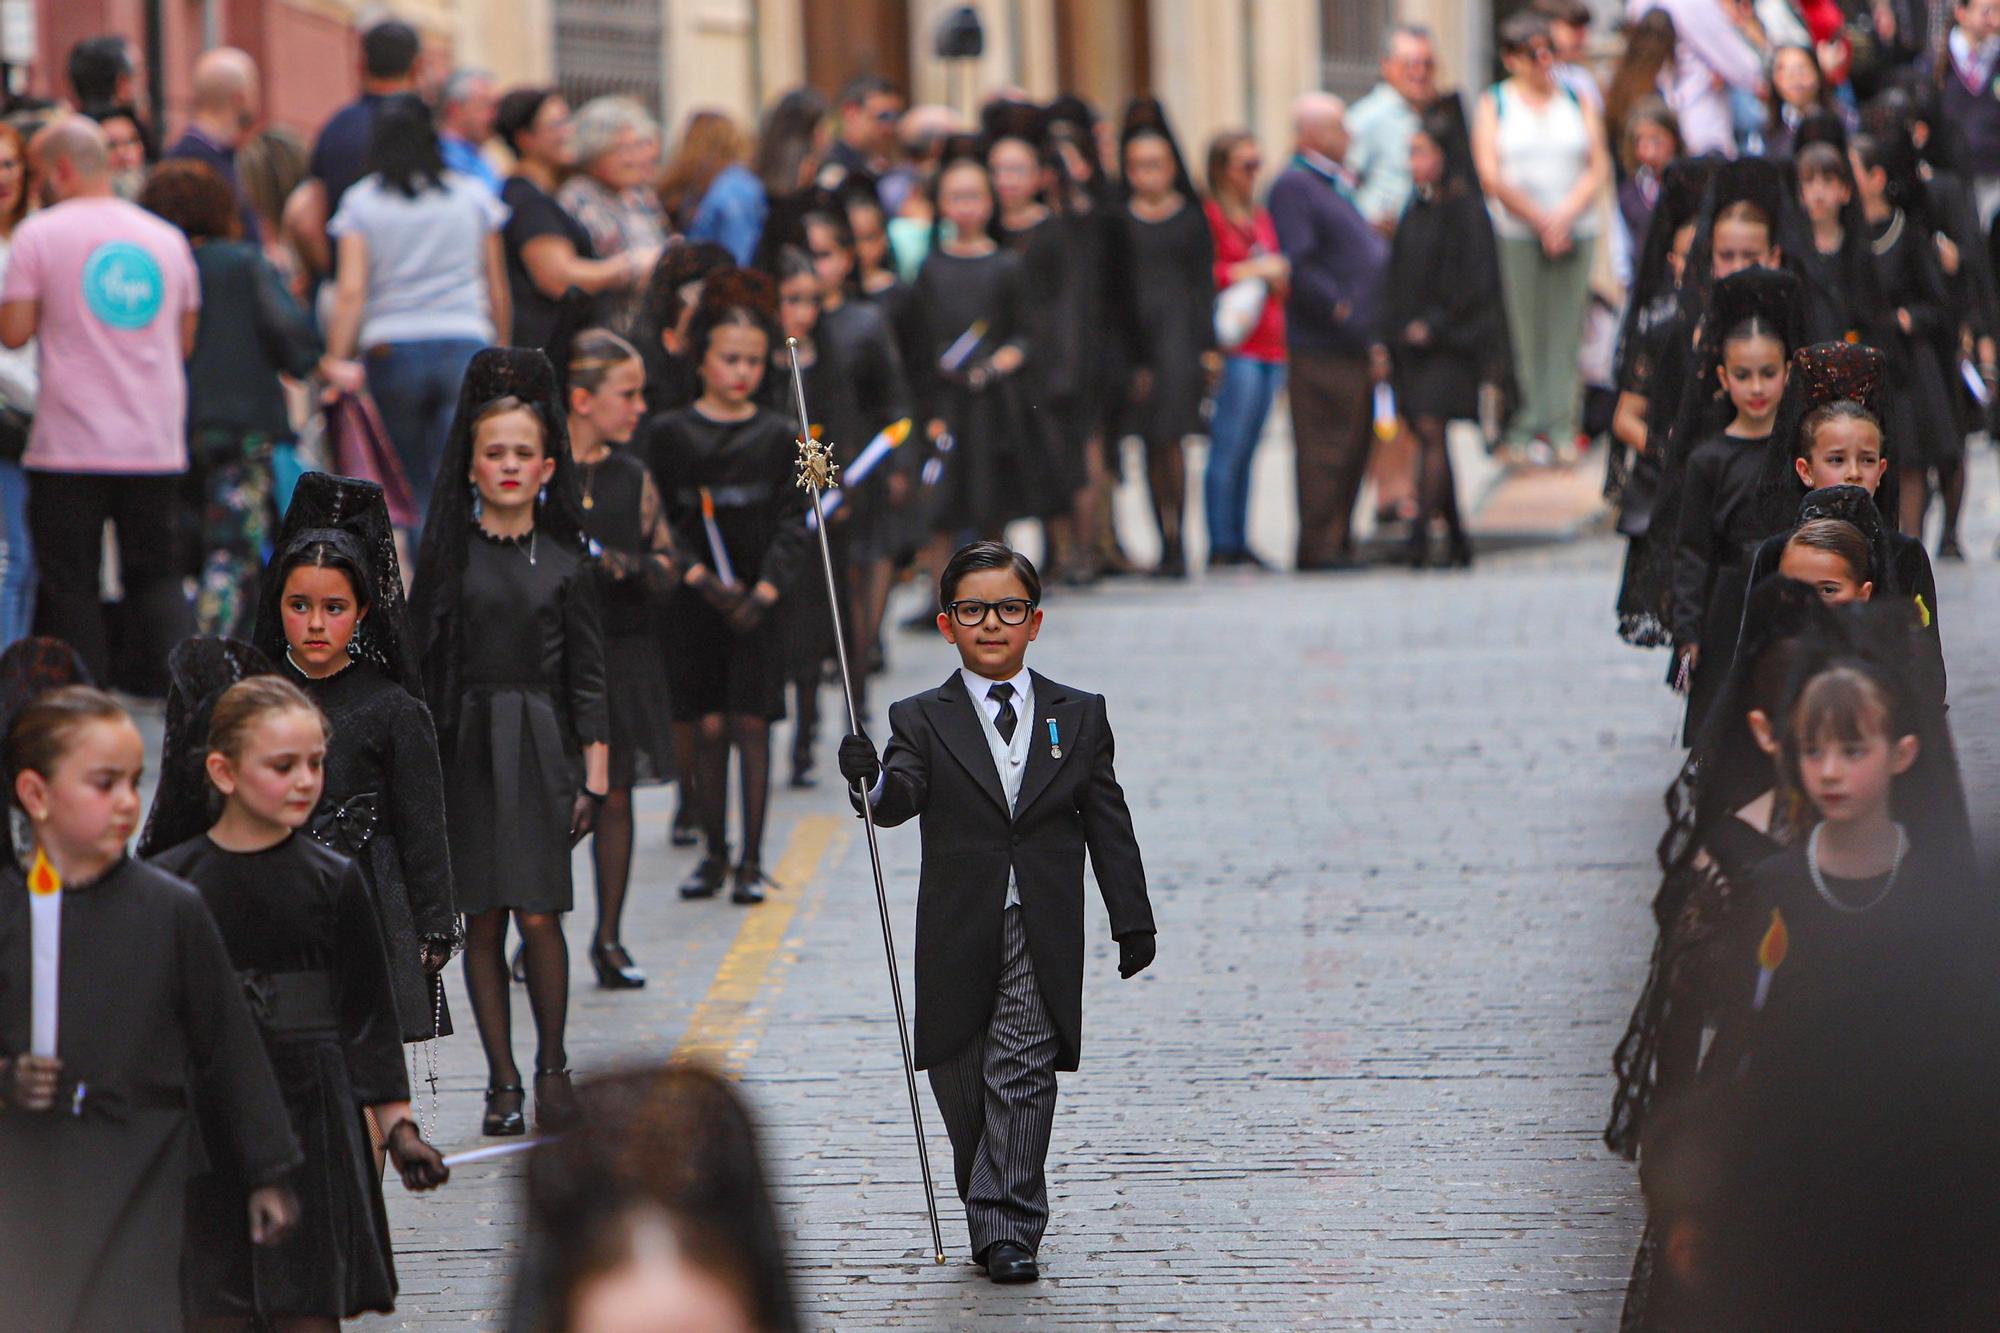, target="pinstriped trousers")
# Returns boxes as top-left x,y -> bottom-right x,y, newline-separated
928,904 -> 1059,1258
